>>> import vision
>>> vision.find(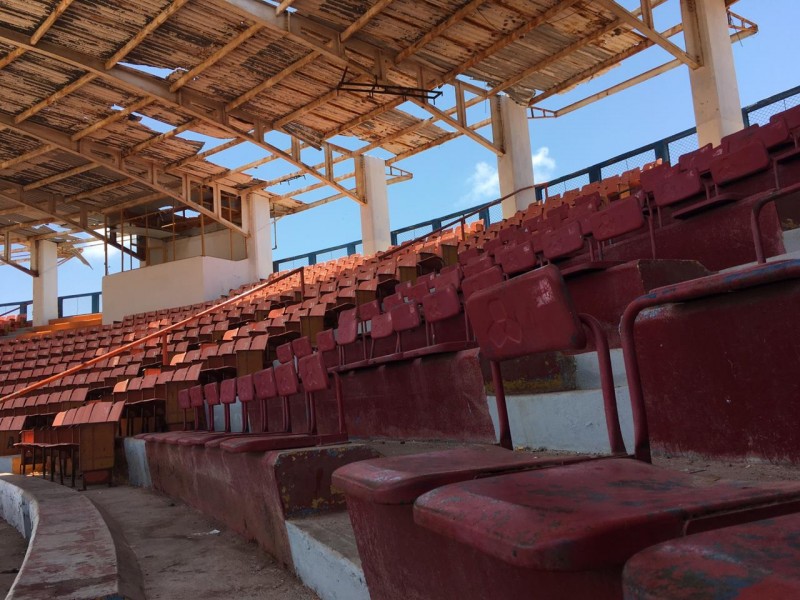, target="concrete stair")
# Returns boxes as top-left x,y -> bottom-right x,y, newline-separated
286,511 -> 369,600
487,348 -> 635,455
